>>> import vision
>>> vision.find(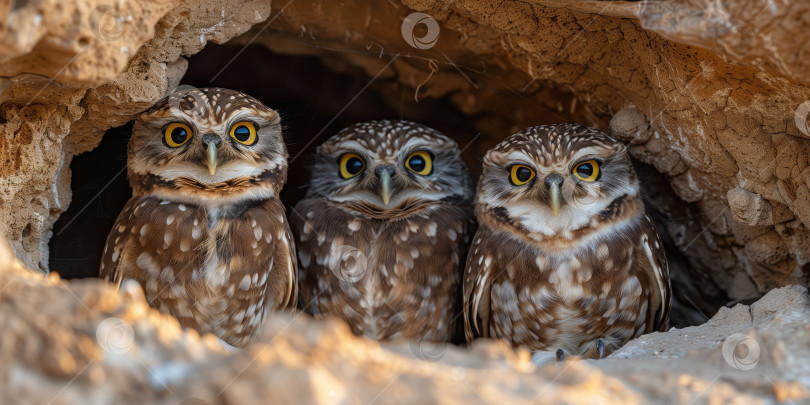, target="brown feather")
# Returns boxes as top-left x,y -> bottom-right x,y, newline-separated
101,196 -> 296,346
464,124 -> 671,359
292,198 -> 473,342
